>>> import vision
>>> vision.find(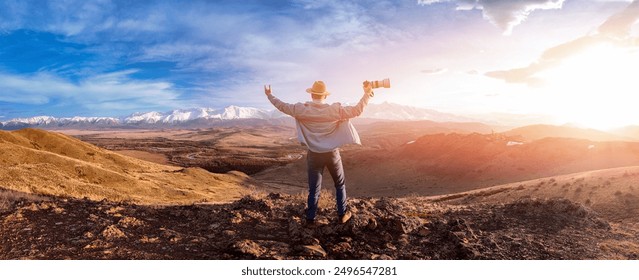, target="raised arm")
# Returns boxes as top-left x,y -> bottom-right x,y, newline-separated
339,81 -> 374,120
265,85 -> 298,117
